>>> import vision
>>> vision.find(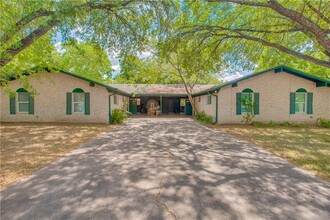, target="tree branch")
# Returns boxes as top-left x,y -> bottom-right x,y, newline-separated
207,0 -> 330,57
305,1 -> 330,24
0,0 -> 141,67
0,8 -> 54,45
0,20 -> 59,67
179,25 -> 330,68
